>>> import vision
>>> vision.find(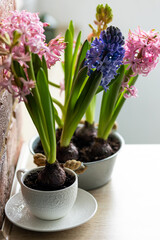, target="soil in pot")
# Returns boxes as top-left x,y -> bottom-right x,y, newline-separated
78,134 -> 120,162
33,127 -> 120,164
24,168 -> 75,191
73,122 -> 120,162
